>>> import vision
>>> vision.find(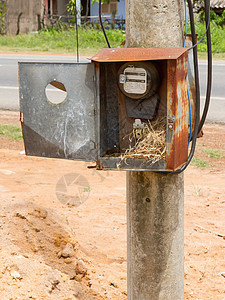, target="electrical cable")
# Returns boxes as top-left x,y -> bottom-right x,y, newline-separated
197,0 -> 212,134
184,0 -> 192,146
184,0 -> 187,48
188,86 -> 192,145
75,0 -> 79,62
99,0 -> 111,48
187,3 -> 211,51
185,0 -> 212,136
